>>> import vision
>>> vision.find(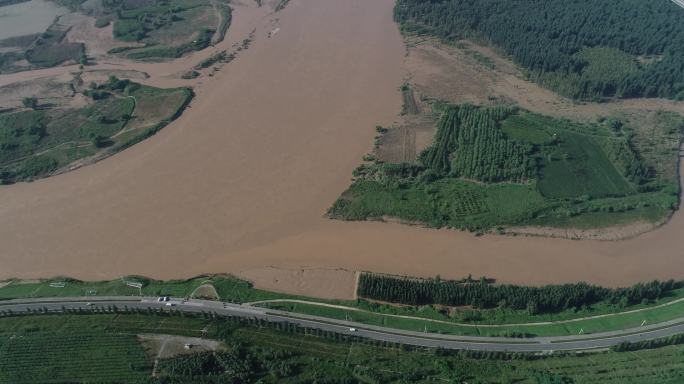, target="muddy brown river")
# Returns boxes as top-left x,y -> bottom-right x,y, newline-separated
0,0 -> 682,295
